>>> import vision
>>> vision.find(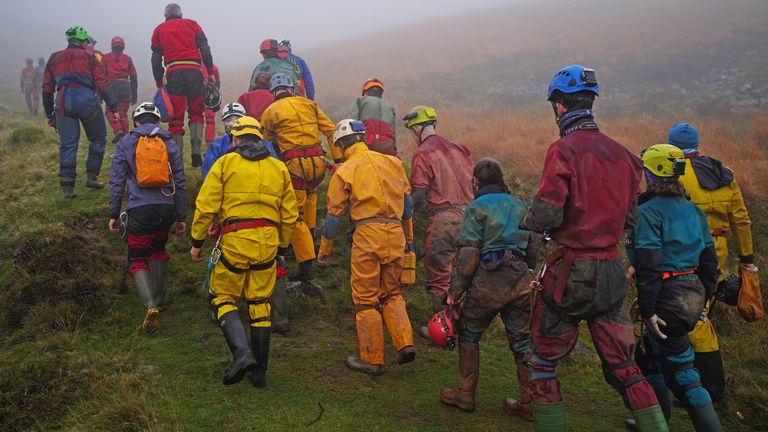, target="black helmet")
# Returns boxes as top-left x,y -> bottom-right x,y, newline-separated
714,274 -> 740,306
204,84 -> 221,111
